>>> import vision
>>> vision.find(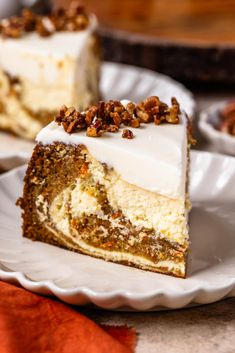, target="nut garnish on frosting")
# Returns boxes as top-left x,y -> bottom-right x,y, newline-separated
0,1 -> 89,38
55,96 -> 181,139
